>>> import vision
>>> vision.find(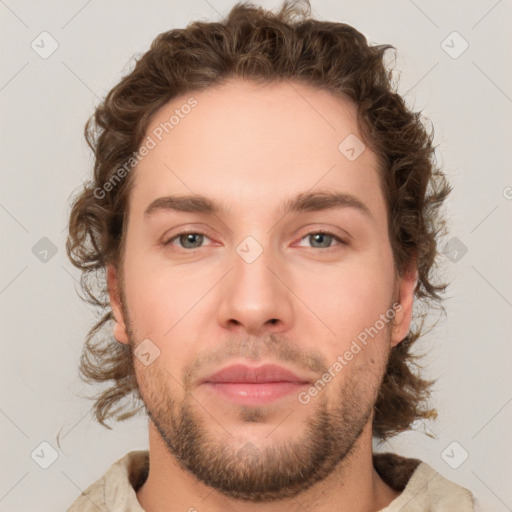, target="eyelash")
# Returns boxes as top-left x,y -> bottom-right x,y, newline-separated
162,230 -> 348,252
